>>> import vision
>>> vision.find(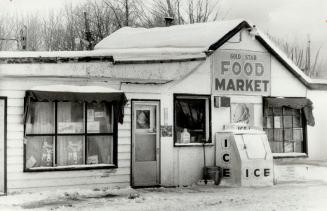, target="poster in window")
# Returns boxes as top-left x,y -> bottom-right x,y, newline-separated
231,103 -> 254,126
87,109 -> 95,121
136,110 -> 150,129
67,140 -> 83,165
161,125 -> 173,137
284,142 -> 294,153
88,121 -> 100,133
40,140 -> 53,166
